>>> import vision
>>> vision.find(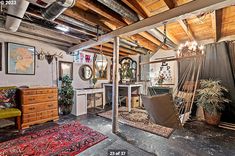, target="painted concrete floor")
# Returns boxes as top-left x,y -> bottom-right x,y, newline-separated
0,114 -> 235,156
